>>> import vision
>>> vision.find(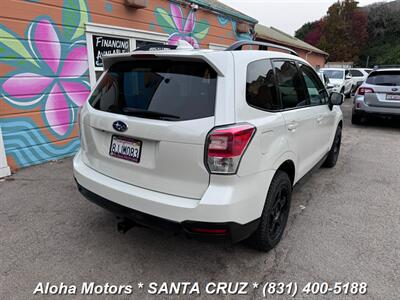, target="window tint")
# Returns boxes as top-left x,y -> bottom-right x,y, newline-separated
273,60 -> 308,109
324,74 -> 330,85
350,70 -> 364,77
89,60 -> 217,121
246,60 -> 279,111
299,63 -> 329,105
366,71 -> 400,86
323,69 -> 344,79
